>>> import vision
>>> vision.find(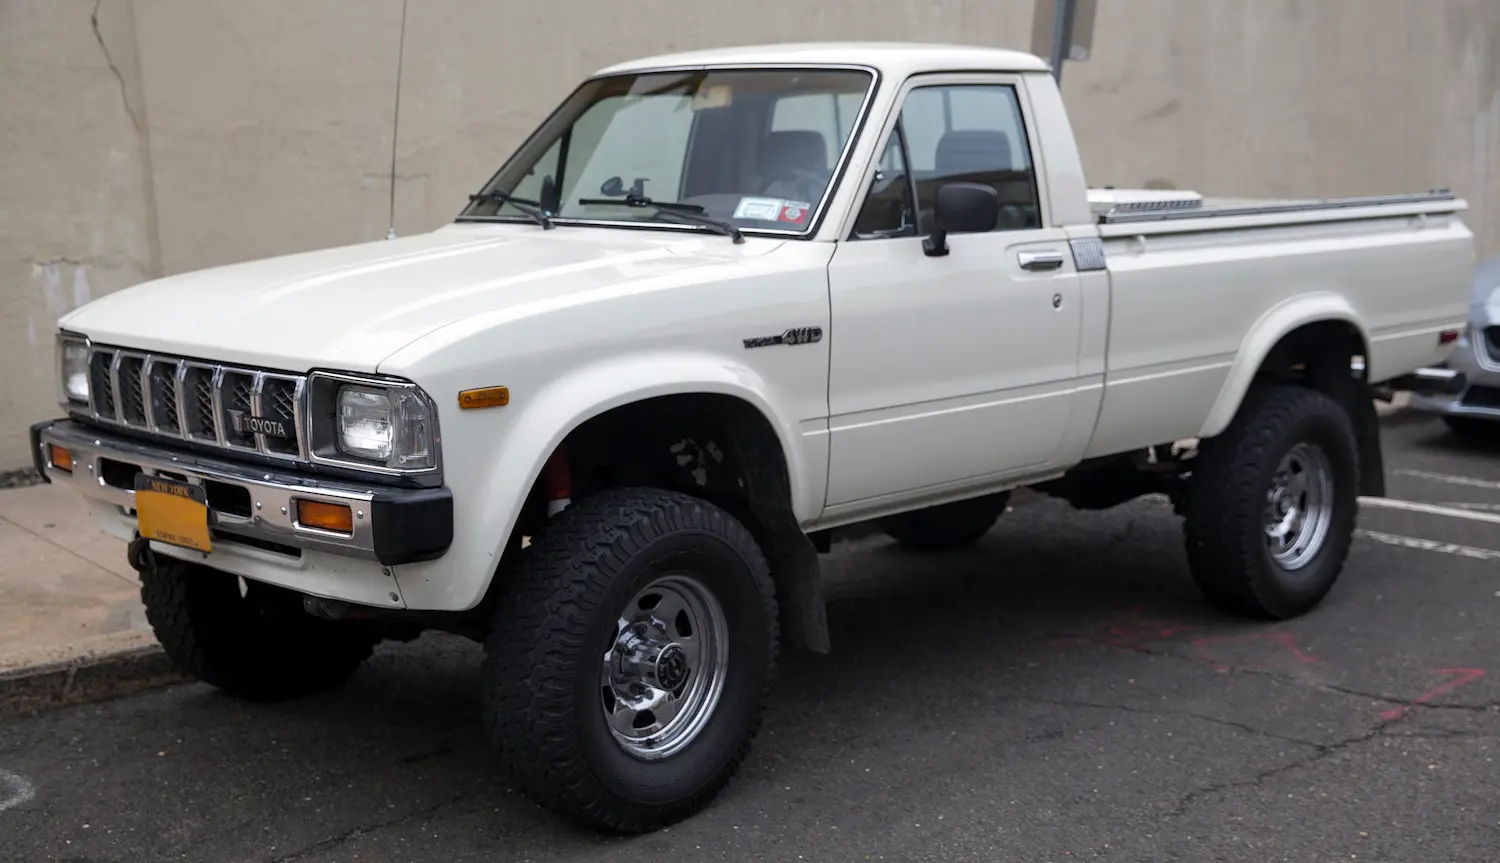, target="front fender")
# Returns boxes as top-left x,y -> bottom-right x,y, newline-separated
394,351 -> 823,611
1198,293 -> 1368,440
